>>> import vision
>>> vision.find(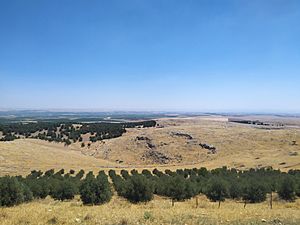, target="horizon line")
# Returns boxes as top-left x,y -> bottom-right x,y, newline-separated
0,108 -> 299,115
